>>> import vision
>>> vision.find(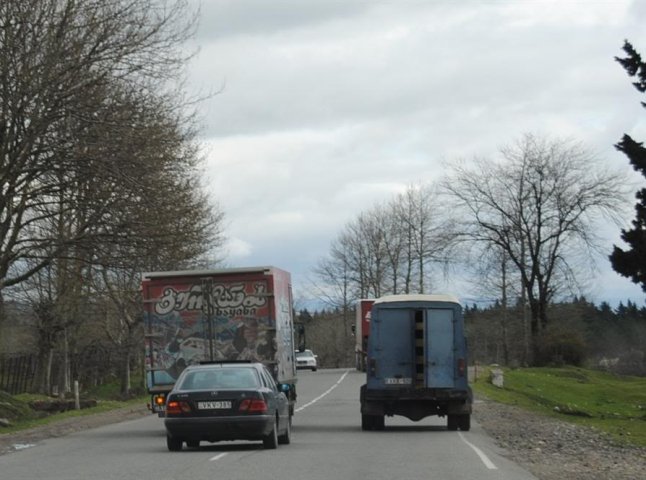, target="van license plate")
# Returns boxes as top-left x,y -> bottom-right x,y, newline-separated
385,377 -> 412,385
197,401 -> 232,410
